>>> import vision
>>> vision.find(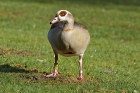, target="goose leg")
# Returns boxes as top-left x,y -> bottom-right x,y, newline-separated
46,51 -> 58,78
77,54 -> 83,80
